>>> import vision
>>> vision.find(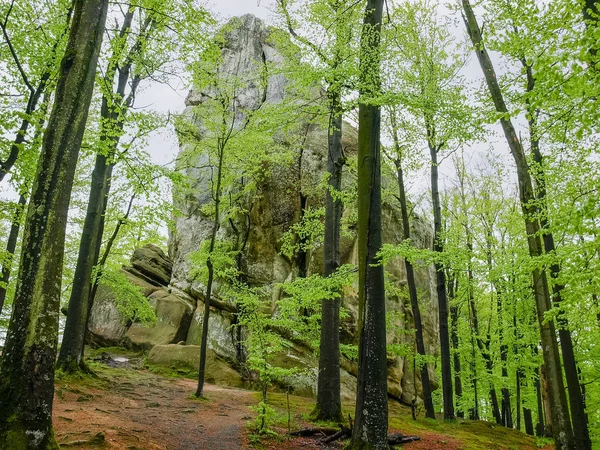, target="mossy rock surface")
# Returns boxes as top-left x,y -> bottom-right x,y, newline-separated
147,344 -> 244,388
124,290 -> 194,351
